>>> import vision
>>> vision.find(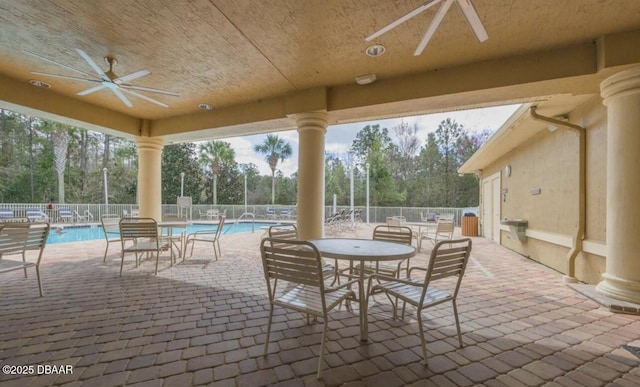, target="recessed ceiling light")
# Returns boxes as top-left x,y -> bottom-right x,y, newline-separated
365,44 -> 386,57
355,74 -> 377,85
199,103 -> 213,111
29,79 -> 51,88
